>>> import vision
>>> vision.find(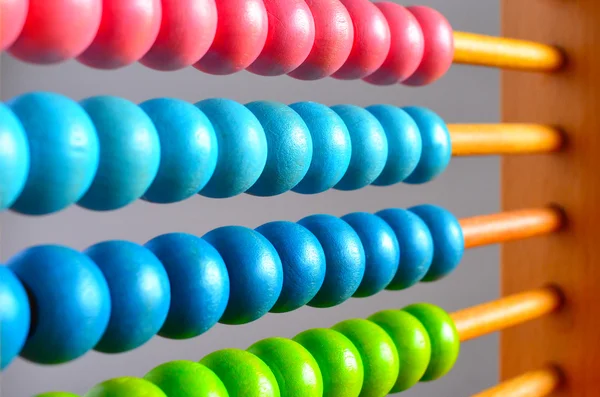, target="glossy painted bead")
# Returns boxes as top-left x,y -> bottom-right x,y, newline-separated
294,328 -> 363,397
85,377 -> 166,397
195,98 -> 268,198
145,360 -> 228,397
331,105 -> 388,191
288,0 -> 354,80
403,303 -> 460,381
85,241 -> 170,353
403,107 -> 452,184
248,337 -> 323,397
409,205 -> 465,282
368,309 -> 431,392
248,0 -> 315,76
200,349 -> 280,397
246,101 -> 313,196
8,92 -> 99,215
35,393 -> 80,397
78,0 -> 162,69
195,0 -> 268,75
0,104 -> 29,210
332,0 -> 390,80
141,0 -> 217,71
366,105 -> 422,186
78,96 -> 161,211
140,98 -> 218,203
0,0 -> 28,50
8,245 -> 110,364
376,209 -> 433,290
256,221 -> 326,313
290,102 -> 351,194
0,267 -> 30,370
203,226 -> 283,324
145,233 -> 229,339
9,0 -> 102,64
332,319 -> 399,397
